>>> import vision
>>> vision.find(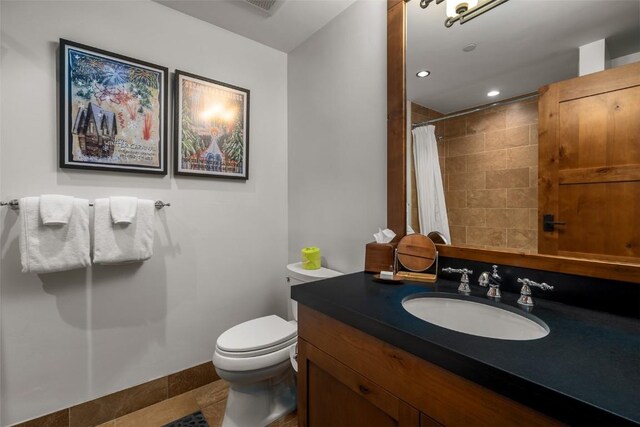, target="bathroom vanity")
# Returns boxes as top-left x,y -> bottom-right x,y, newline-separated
292,1 -> 640,424
291,272 -> 640,426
